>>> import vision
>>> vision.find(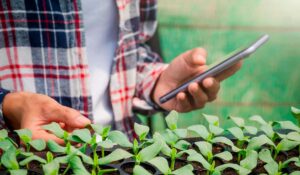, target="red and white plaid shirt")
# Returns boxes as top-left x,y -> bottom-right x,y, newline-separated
0,0 -> 167,138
